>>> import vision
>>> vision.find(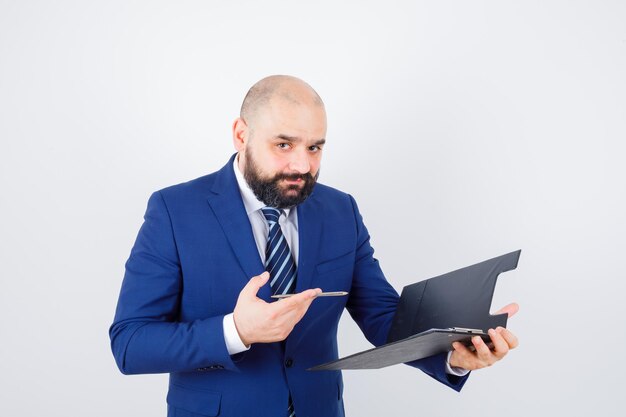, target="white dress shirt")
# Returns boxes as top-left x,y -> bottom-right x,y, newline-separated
222,155 -> 468,376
